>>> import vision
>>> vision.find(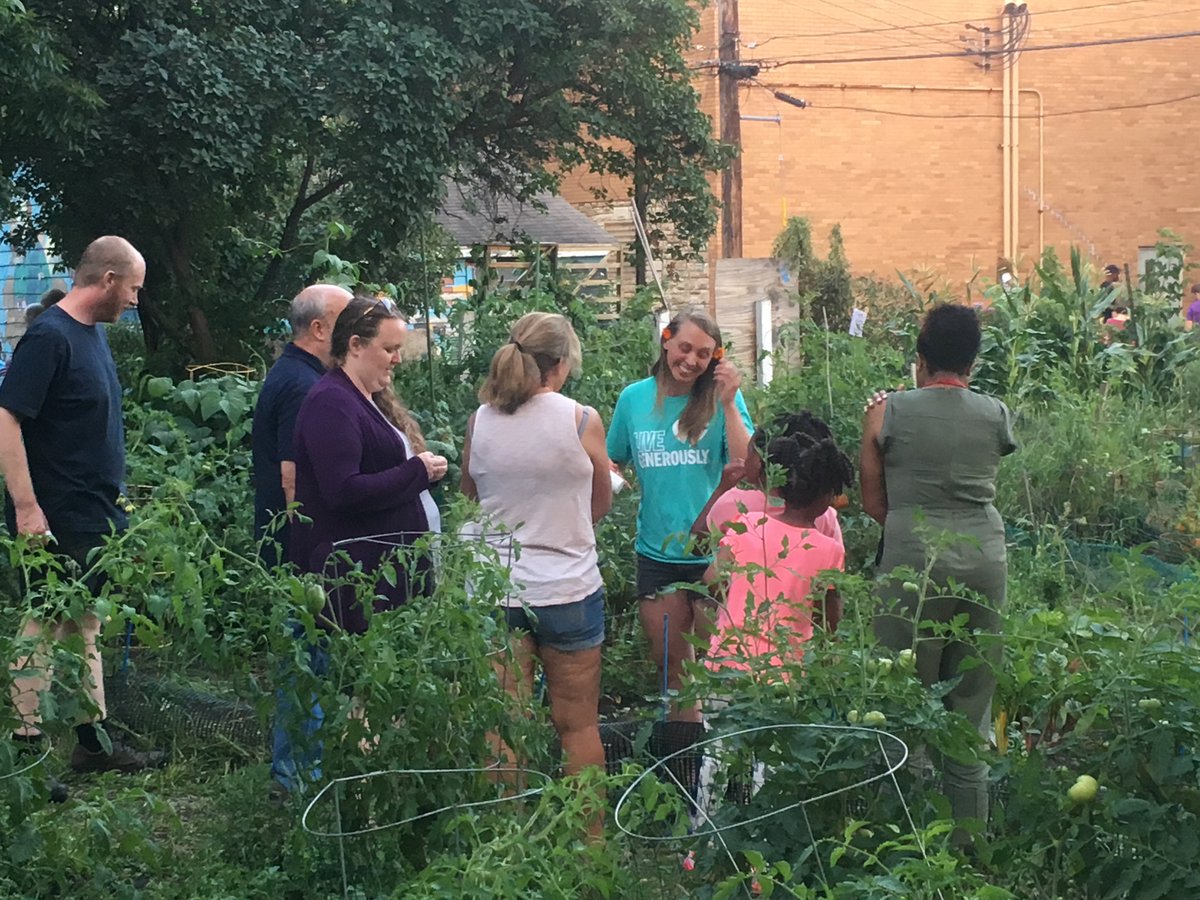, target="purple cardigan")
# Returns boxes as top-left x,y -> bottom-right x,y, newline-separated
289,368 -> 432,633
